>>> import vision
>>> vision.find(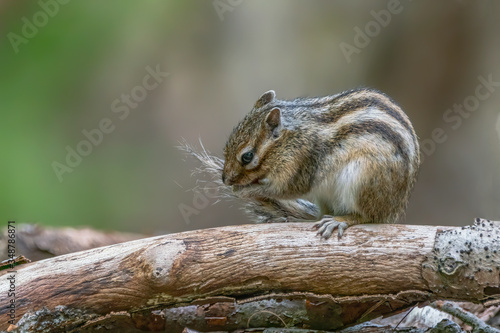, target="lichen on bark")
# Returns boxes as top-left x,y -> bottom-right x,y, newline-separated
422,218 -> 500,301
